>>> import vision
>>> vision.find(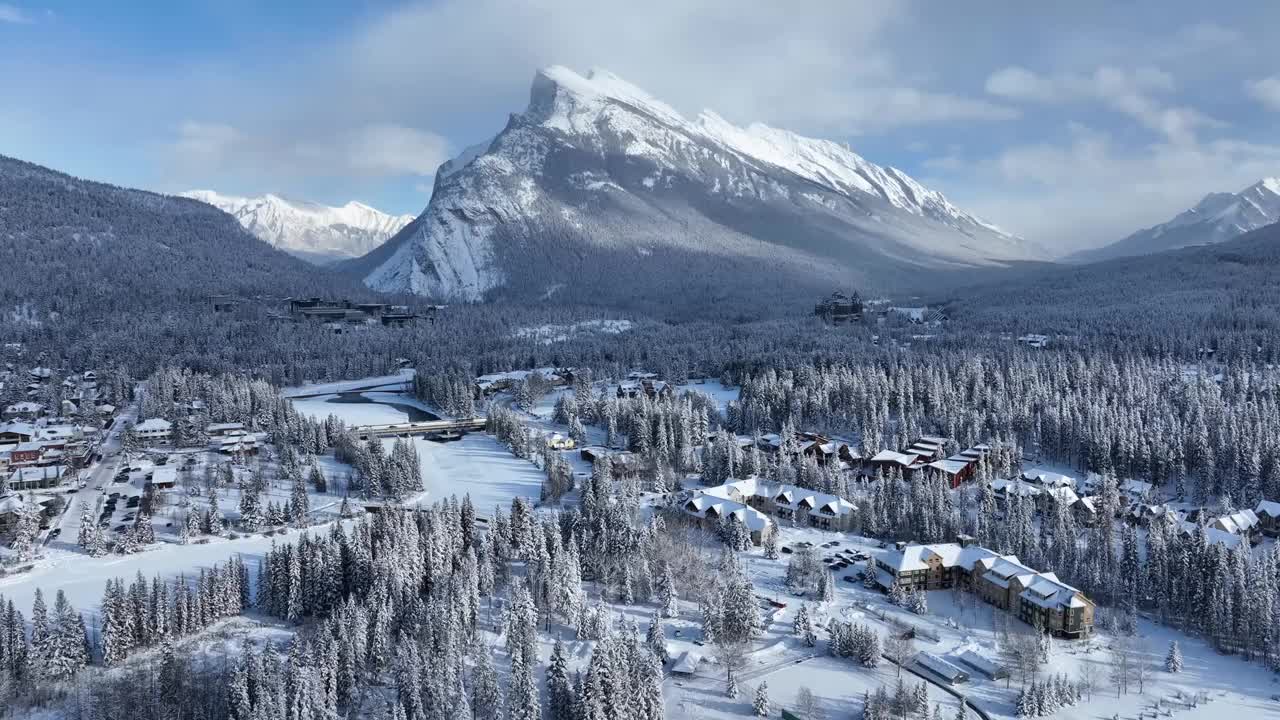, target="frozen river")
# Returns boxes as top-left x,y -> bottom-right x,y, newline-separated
289,389 -> 544,514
